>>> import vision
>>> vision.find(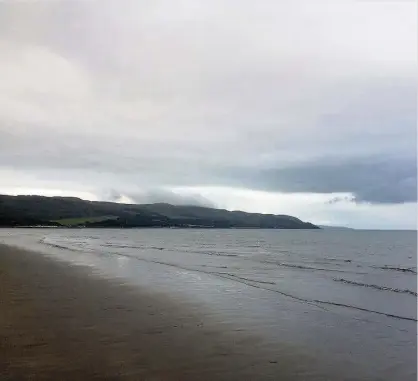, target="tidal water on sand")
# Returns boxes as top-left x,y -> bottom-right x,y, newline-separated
2,228 -> 416,380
